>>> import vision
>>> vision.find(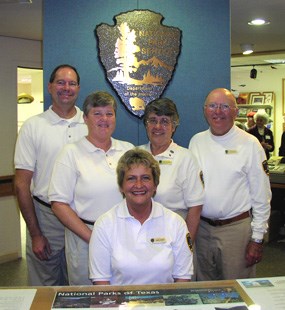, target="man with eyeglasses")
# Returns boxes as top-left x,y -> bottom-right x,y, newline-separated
188,88 -> 271,280
14,64 -> 87,286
